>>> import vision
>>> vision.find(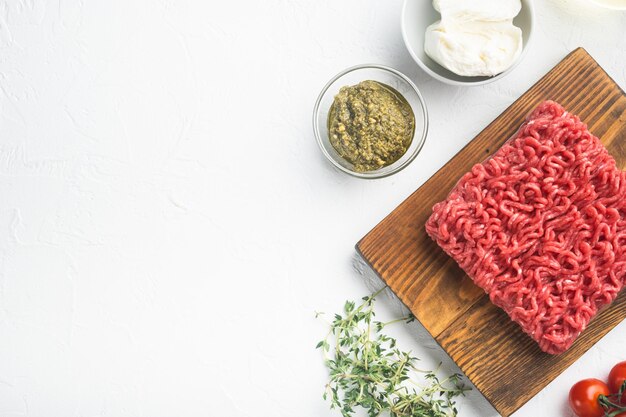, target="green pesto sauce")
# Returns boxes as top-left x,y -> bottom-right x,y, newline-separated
328,80 -> 415,172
